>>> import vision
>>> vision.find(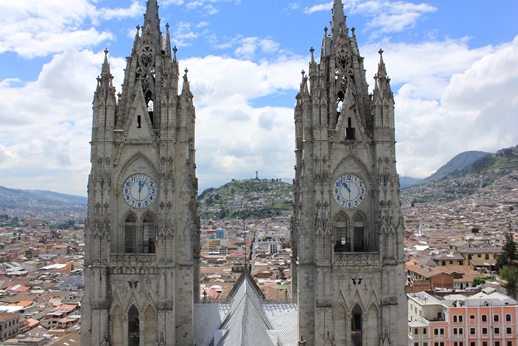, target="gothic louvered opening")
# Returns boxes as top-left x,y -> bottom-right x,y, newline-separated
124,213 -> 137,253
334,213 -> 350,253
353,213 -> 365,252
128,305 -> 140,346
351,304 -> 363,346
142,213 -> 156,254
